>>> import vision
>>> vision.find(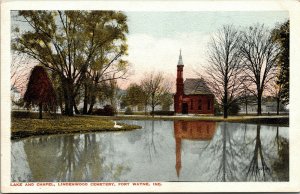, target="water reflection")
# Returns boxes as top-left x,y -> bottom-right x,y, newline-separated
208,122 -> 242,182
272,127 -> 289,181
17,133 -> 130,182
11,120 -> 289,182
174,121 -> 216,177
246,125 -> 271,181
